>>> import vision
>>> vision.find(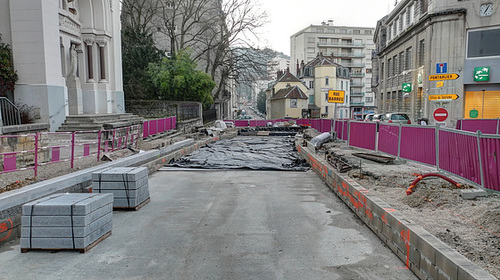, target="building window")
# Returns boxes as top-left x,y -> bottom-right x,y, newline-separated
405,47 -> 412,70
365,97 -> 373,103
393,55 -> 398,75
399,52 -> 405,74
393,21 -> 397,37
316,28 -> 324,33
309,95 -> 314,104
325,106 -> 329,113
387,58 -> 392,76
418,39 -> 425,65
325,92 -> 328,101
307,47 -> 315,54
325,76 -> 329,86
467,28 -> 500,58
381,62 -> 385,78
307,37 -> 316,43
353,30 -> 360,34
340,29 -> 347,34
364,30 -> 372,35
319,38 -> 327,44
409,5 -> 415,24
366,68 -> 372,74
